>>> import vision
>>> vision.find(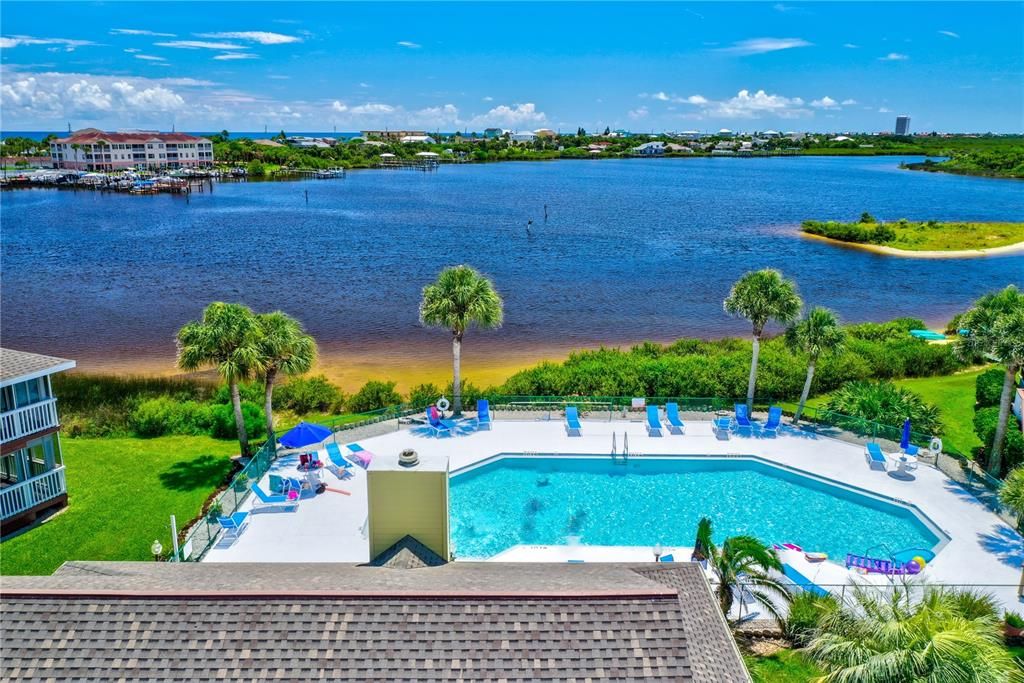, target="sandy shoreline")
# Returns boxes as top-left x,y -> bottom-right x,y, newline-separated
801,232 -> 1024,259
